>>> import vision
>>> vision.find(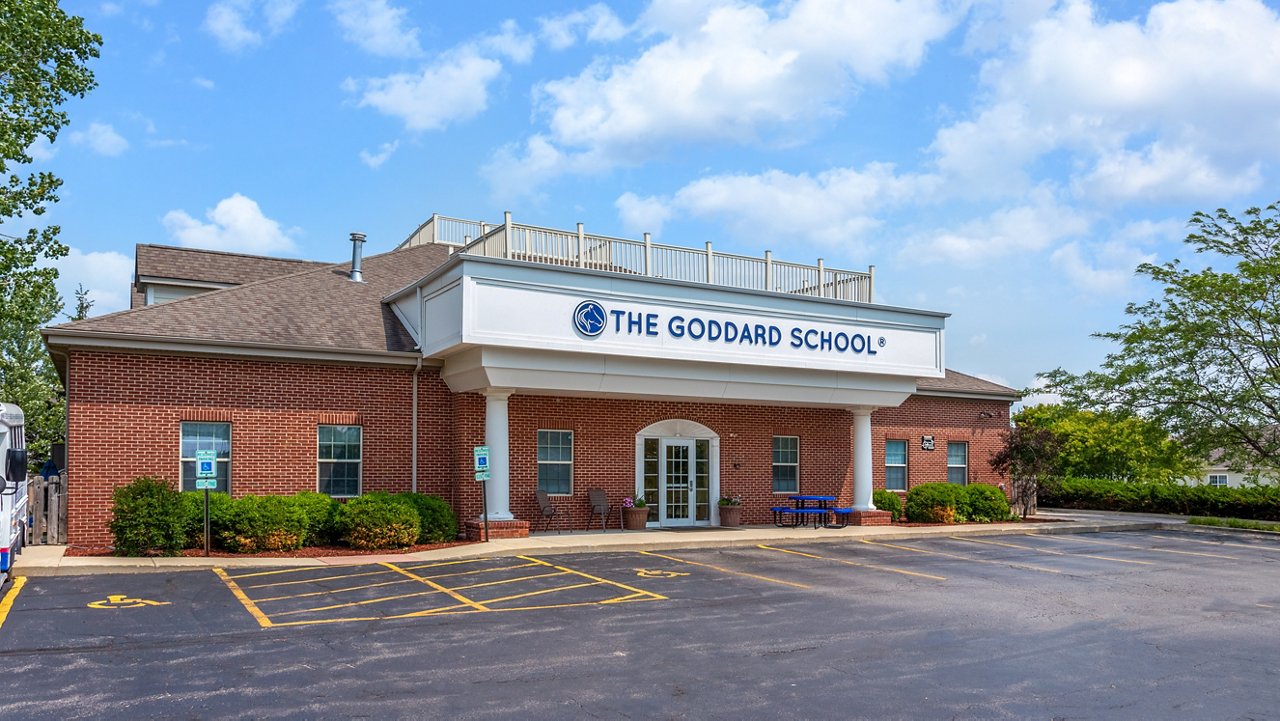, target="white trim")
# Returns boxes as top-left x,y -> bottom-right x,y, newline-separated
44,331 -> 434,367
913,389 -> 1021,402
317,424 -> 363,498
536,428 -> 574,496
771,435 -> 800,495
635,419 -> 720,527
885,438 -> 908,491
138,277 -> 237,290
947,441 -> 969,485
179,421 -> 231,494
